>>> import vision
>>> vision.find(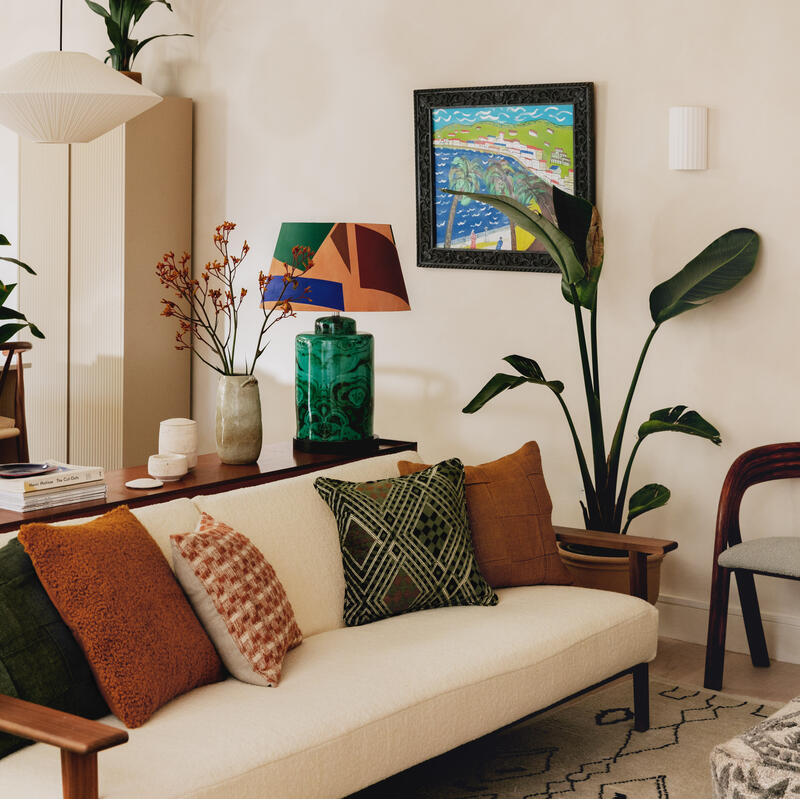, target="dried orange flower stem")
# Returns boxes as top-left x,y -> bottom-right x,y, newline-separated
156,222 -> 313,375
